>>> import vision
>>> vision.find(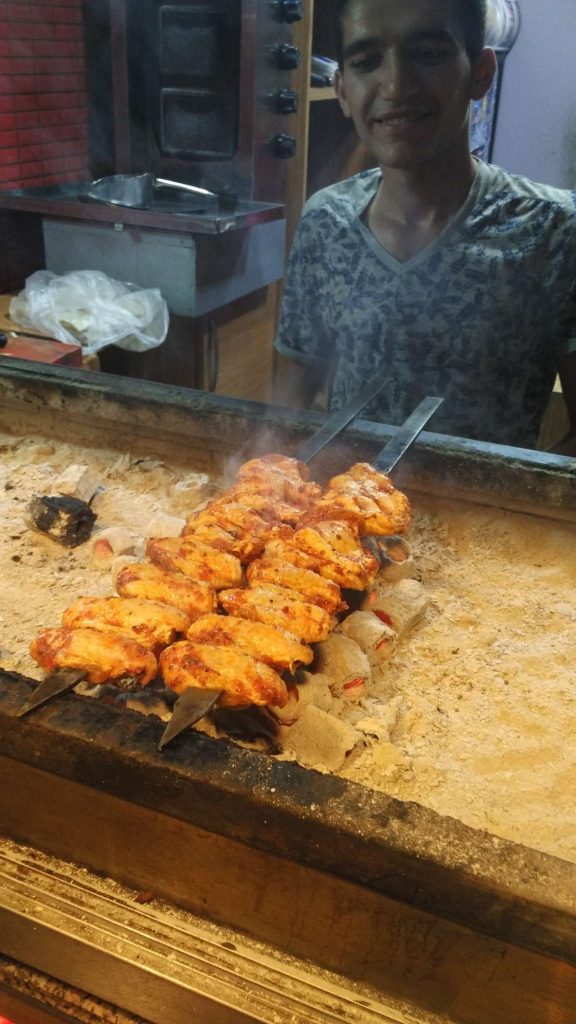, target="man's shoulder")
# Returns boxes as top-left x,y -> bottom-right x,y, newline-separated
478,161 -> 576,217
302,168 -> 381,220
